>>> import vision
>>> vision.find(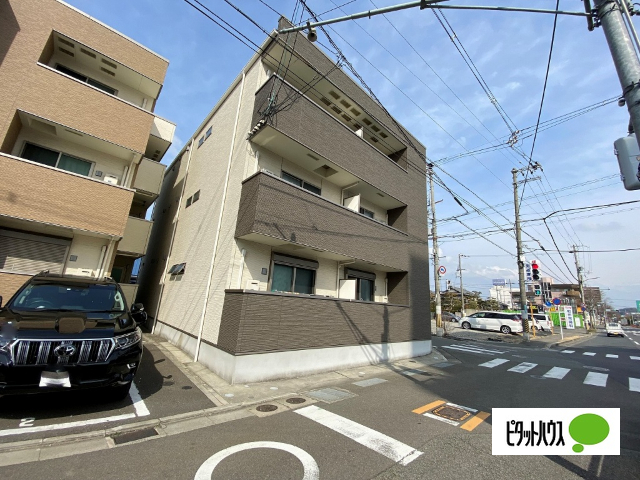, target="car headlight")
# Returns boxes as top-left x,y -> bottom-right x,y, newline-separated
115,327 -> 142,350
